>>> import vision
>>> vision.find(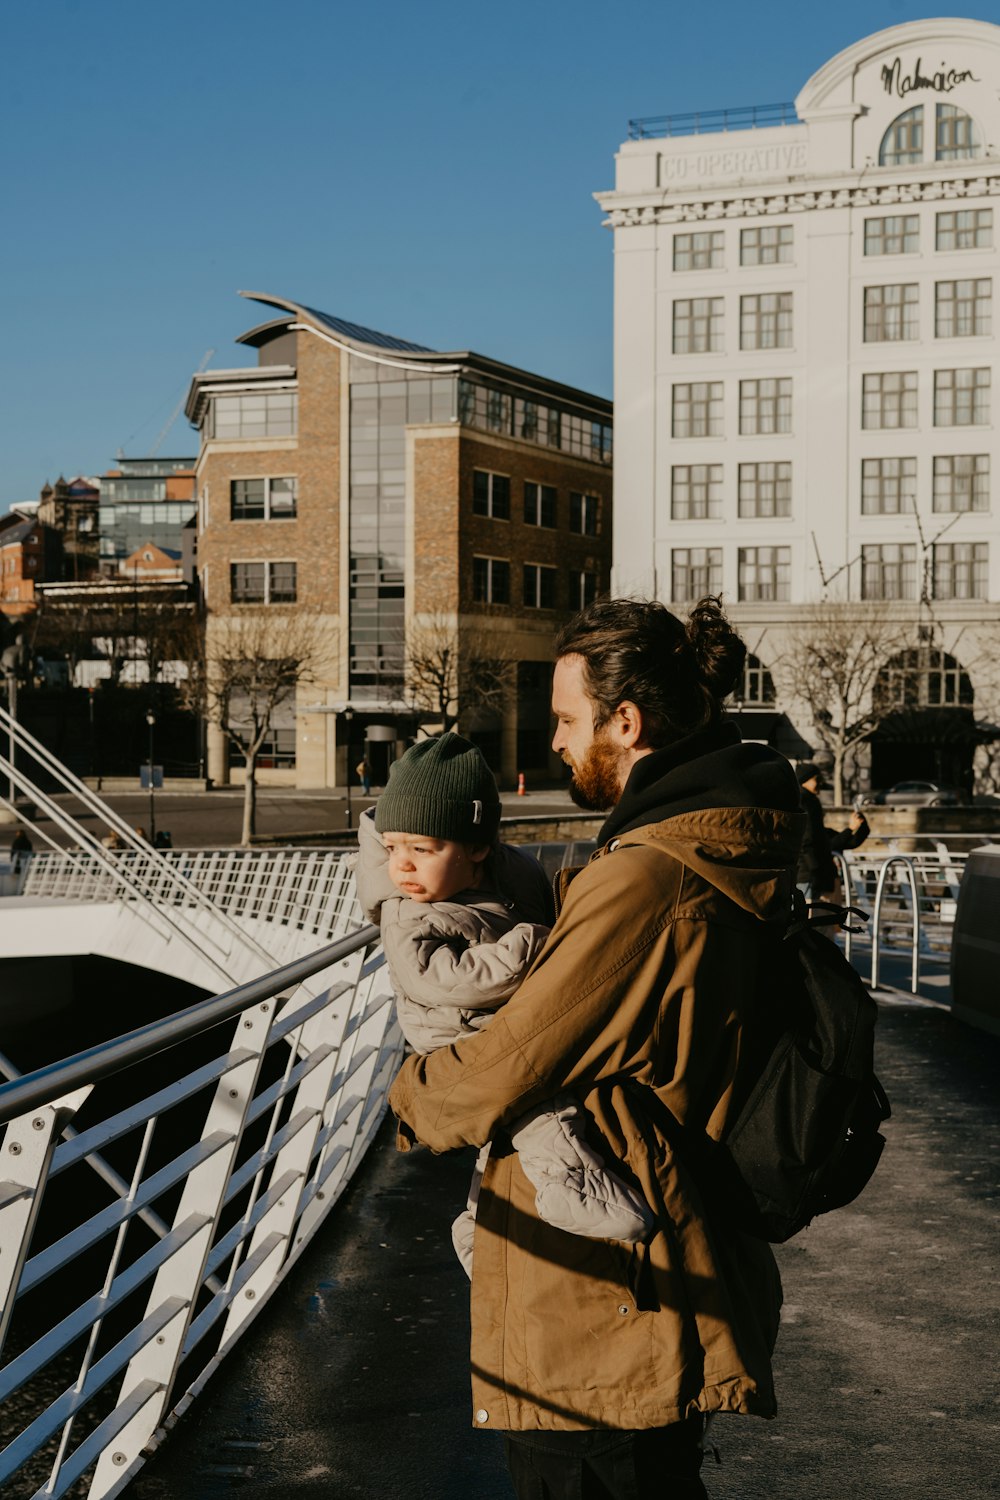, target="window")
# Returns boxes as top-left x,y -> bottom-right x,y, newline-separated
935,279 -> 991,338
486,389 -> 512,434
209,391 -> 297,440
740,292 -> 792,350
932,541 -> 988,599
740,225 -> 793,266
738,546 -> 790,601
862,371 -> 918,429
864,283 -> 919,342
936,103 -> 980,162
879,106 -> 923,166
934,368 -> 990,426
671,548 -> 722,602
738,462 -> 791,518
936,209 -> 993,252
861,457 -> 916,514
672,297 -> 724,354
230,560 -> 297,604
864,215 -> 919,256
523,563 -> 557,609
472,556 -> 510,604
739,378 -> 792,435
933,455 -> 989,512
671,465 -> 723,520
472,470 -> 511,519
230,727 -> 296,769
737,653 -> 776,706
569,492 -> 600,536
572,570 -> 598,610
672,382 -> 723,438
673,232 -> 724,271
861,544 -> 917,600
523,482 -> 556,527
230,477 -> 297,521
